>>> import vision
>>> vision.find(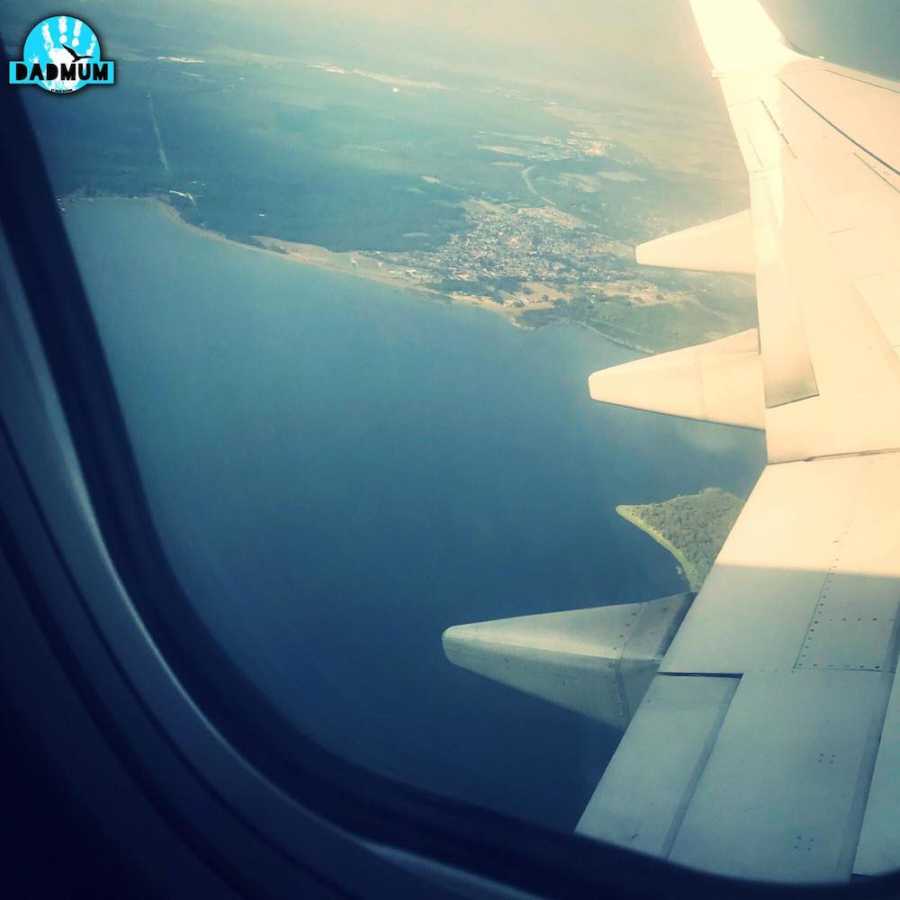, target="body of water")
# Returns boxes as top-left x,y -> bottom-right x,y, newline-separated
66,198 -> 765,830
